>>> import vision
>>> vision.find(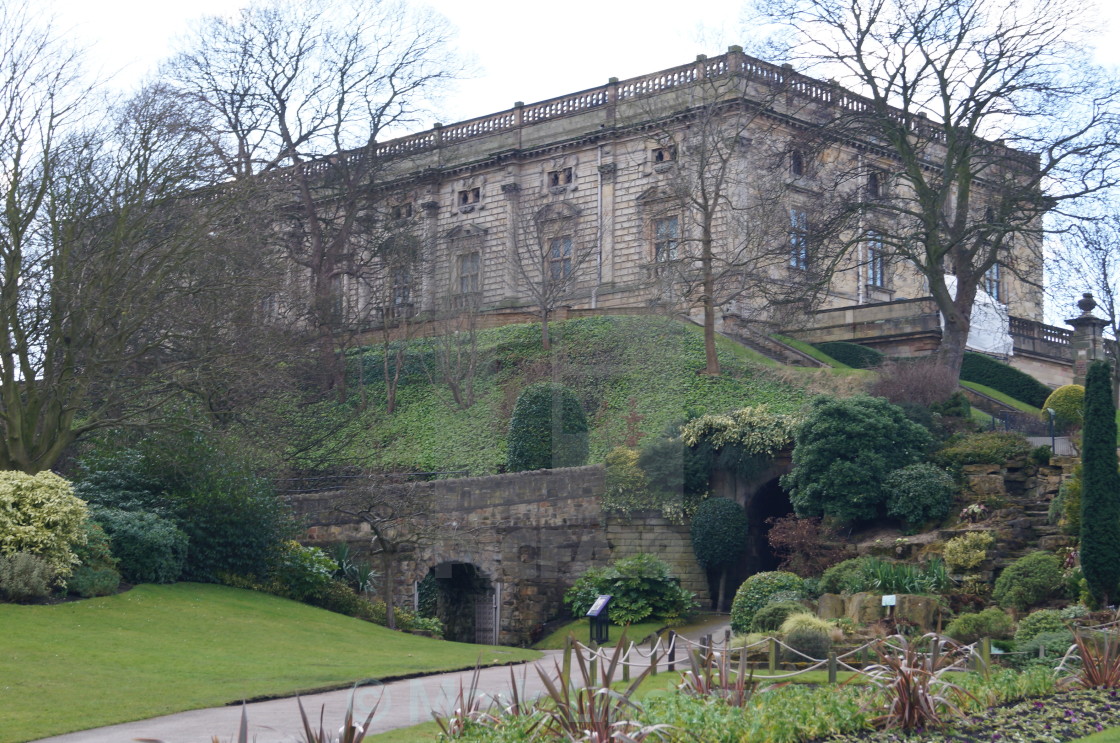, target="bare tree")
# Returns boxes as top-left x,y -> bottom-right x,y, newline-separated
507,187 -> 598,350
749,0 -> 1120,379
0,6 -> 246,473
424,304 -> 480,410
334,476 -> 466,630
164,0 -> 457,395
646,75 -> 843,375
